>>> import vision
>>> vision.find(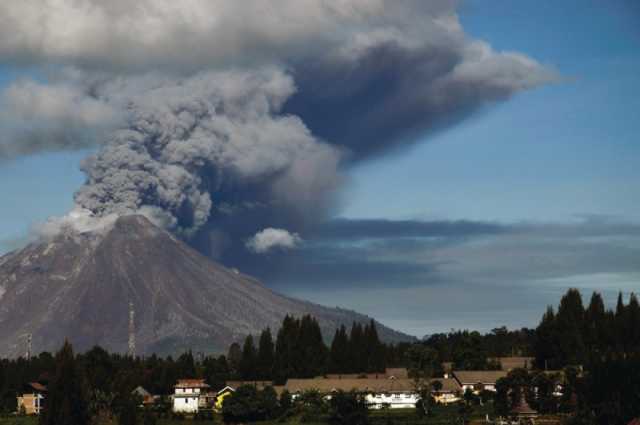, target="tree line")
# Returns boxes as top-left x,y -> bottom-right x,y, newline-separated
231,315 -> 387,383
534,289 -> 640,369
0,288 -> 638,424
